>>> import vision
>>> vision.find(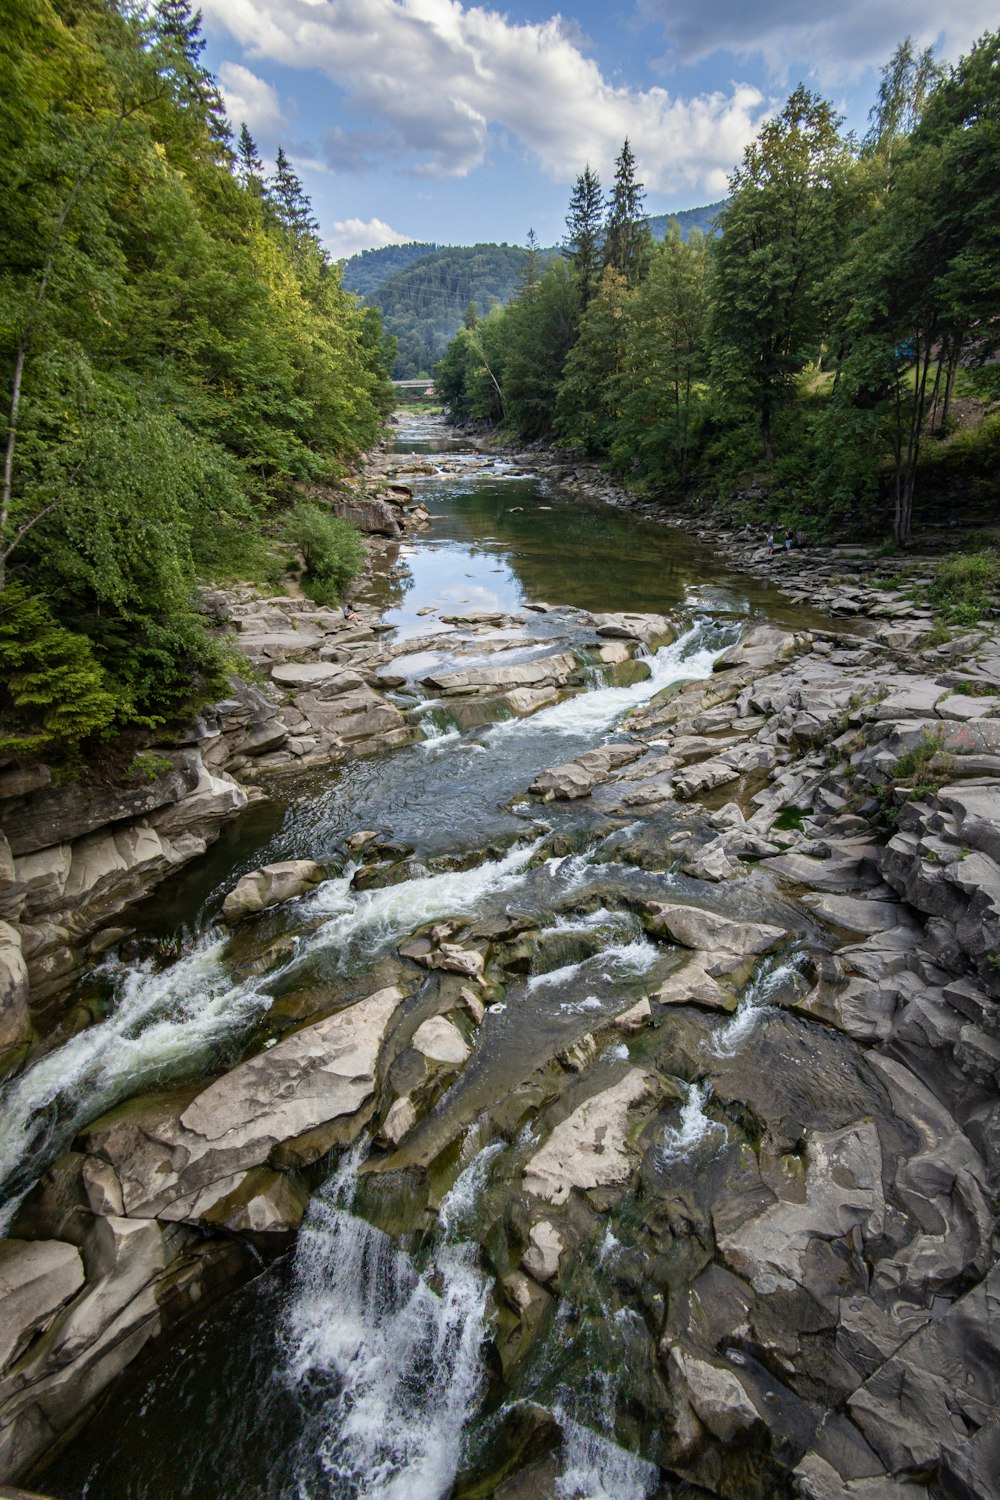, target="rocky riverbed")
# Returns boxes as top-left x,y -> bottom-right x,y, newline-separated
2,417 -> 999,1499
